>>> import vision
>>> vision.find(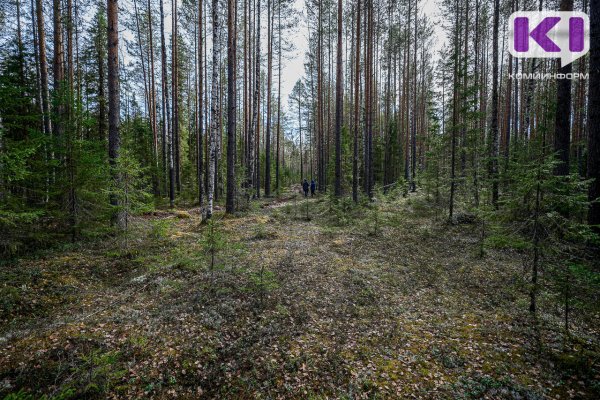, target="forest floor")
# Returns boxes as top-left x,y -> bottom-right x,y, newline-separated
1,189 -> 599,399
